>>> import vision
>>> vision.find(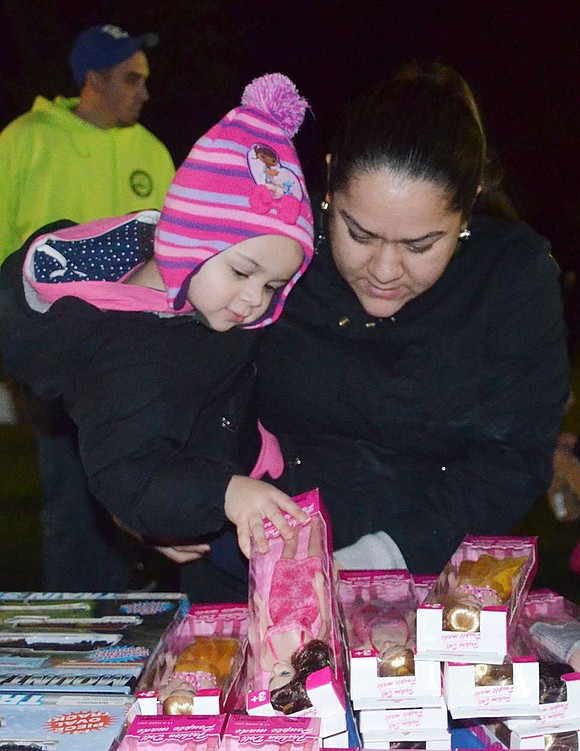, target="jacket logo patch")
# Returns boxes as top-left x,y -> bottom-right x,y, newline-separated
130,170 -> 153,198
